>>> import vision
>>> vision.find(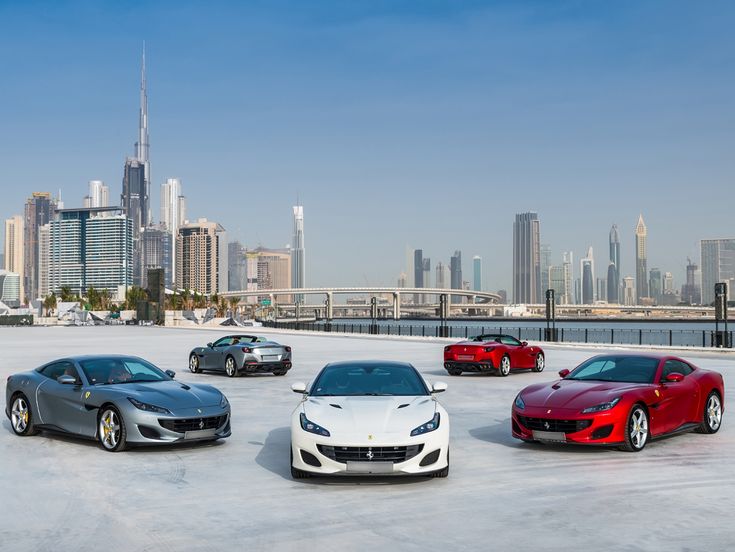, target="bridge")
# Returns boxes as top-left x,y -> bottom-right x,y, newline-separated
219,287 -> 502,320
